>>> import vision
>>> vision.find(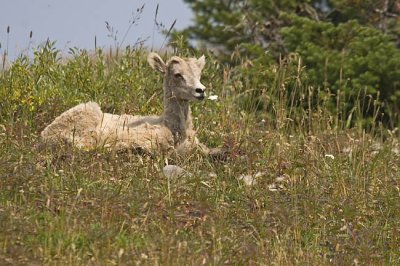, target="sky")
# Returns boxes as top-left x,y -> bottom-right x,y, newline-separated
0,0 -> 193,60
